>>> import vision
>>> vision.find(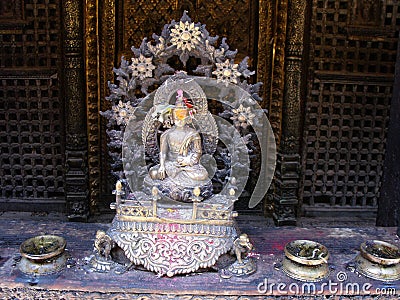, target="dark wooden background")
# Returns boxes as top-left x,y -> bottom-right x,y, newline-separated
0,0 -> 399,226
